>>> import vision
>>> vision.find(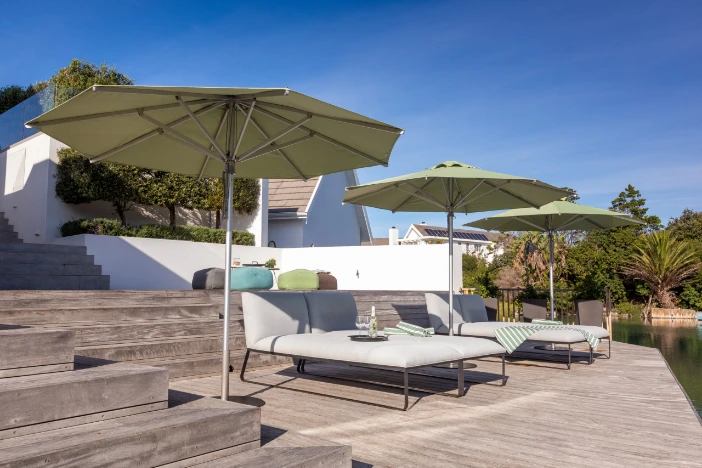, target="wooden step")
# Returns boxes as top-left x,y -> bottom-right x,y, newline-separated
0,251 -> 94,265
0,397 -> 260,467
194,446 -> 352,467
0,327 -> 74,378
0,362 -> 168,440
0,263 -> 102,276
0,304 -> 221,325
0,243 -> 87,255
0,274 -> 109,290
